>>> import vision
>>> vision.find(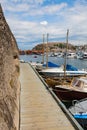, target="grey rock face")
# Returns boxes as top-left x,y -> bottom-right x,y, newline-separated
0,4 -> 20,130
